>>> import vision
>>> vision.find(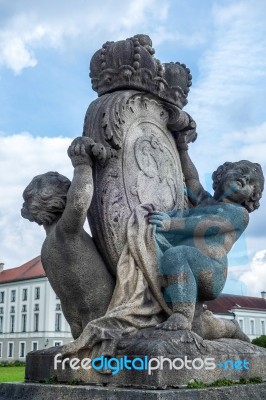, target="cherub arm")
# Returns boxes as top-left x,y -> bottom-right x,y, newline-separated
149,205 -> 249,253
179,148 -> 210,206
56,137 -> 101,235
176,142 -> 212,206
169,114 -> 211,206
